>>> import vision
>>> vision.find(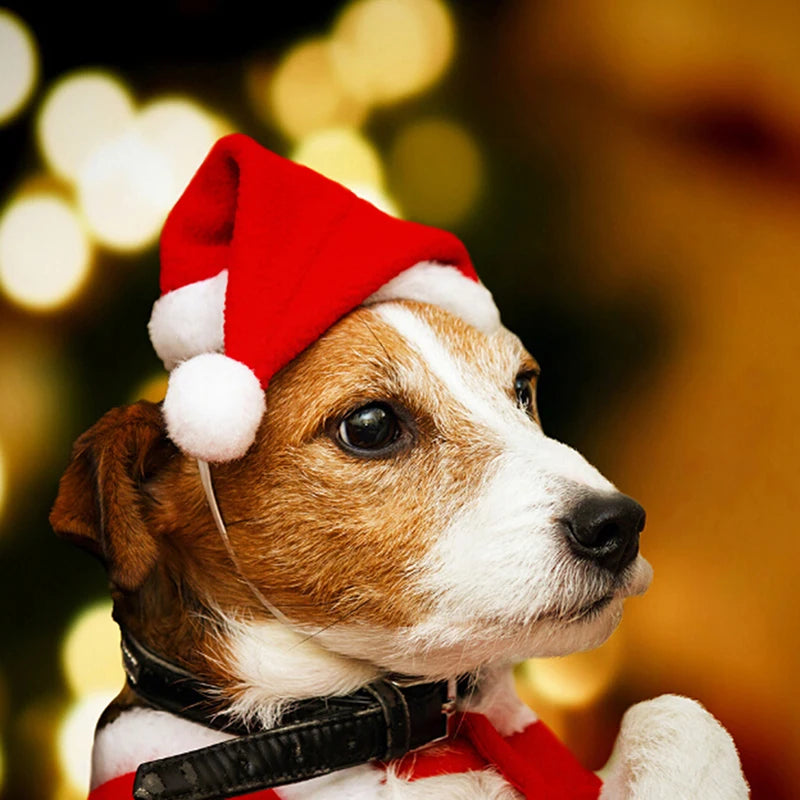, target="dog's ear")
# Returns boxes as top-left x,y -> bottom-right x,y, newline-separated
50,400 -> 178,591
